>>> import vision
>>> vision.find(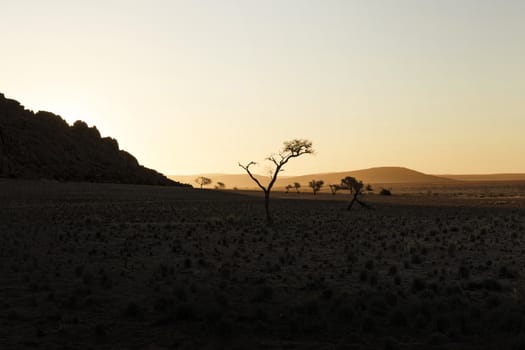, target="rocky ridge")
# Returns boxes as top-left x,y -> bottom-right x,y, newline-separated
0,93 -> 187,186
